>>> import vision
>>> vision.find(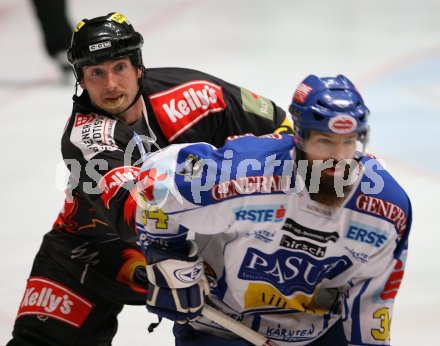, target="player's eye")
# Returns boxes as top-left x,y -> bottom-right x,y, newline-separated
318,138 -> 332,144
116,63 -> 127,72
90,69 -> 103,77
